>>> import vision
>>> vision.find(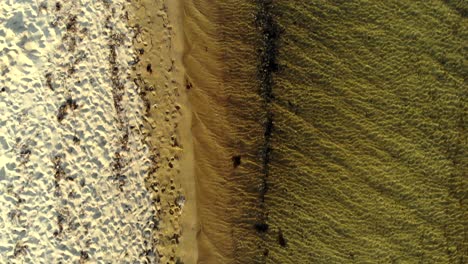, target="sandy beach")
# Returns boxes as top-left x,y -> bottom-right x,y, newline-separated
127,0 -> 198,263
0,0 -> 195,263
0,0 -> 256,262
